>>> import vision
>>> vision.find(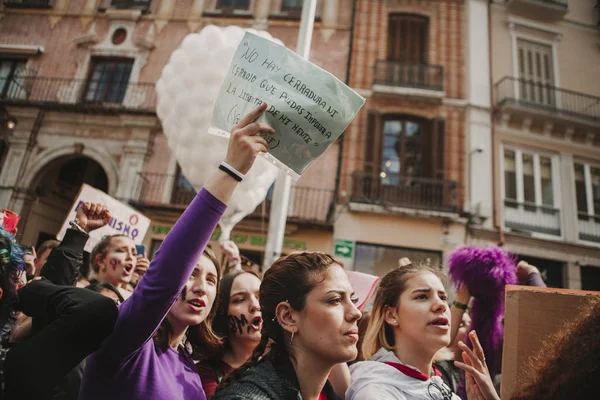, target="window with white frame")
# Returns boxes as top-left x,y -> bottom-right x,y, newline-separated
503,148 -> 560,236
574,163 -> 600,219
574,162 -> 600,243
517,38 -> 555,106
